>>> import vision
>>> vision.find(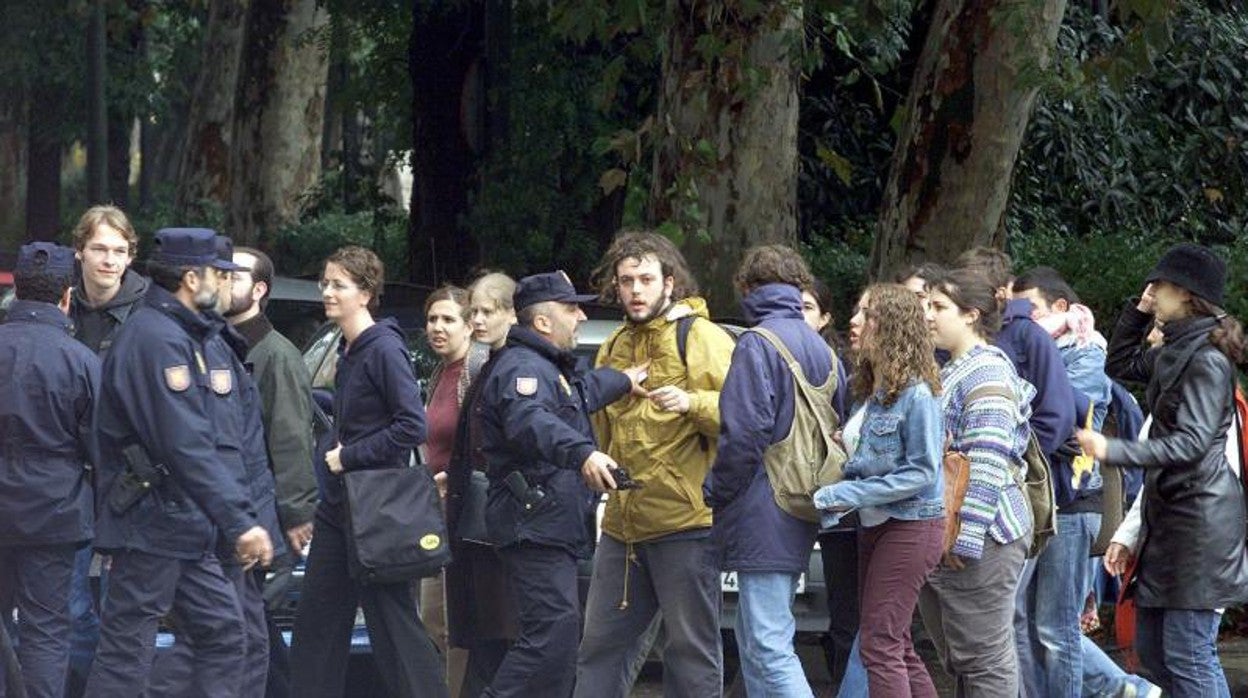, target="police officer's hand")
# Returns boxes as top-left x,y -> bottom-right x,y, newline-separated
326,444 -> 344,474
236,526 -> 274,571
648,385 -> 691,414
286,522 -> 314,555
581,451 -> 619,493
621,362 -> 651,398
